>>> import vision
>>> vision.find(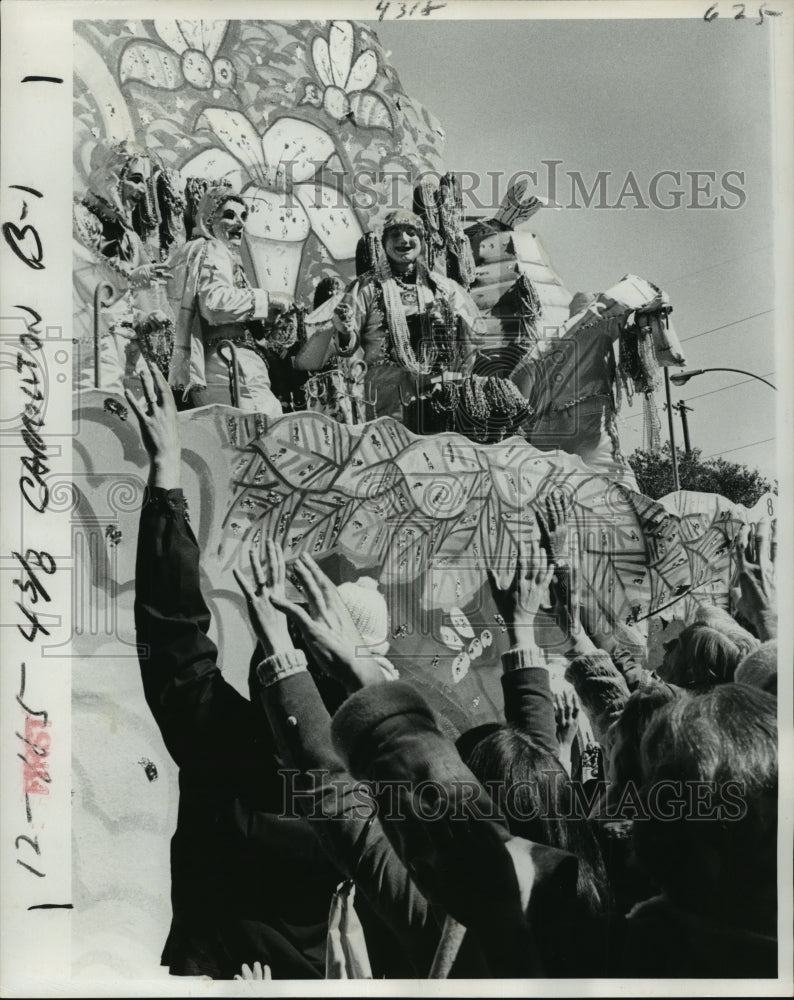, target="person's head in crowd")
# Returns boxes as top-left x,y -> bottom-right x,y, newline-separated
337,576 -> 398,681
634,684 -> 777,933
463,726 -> 612,916
734,640 -> 778,696
657,604 -> 758,688
605,683 -> 681,794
